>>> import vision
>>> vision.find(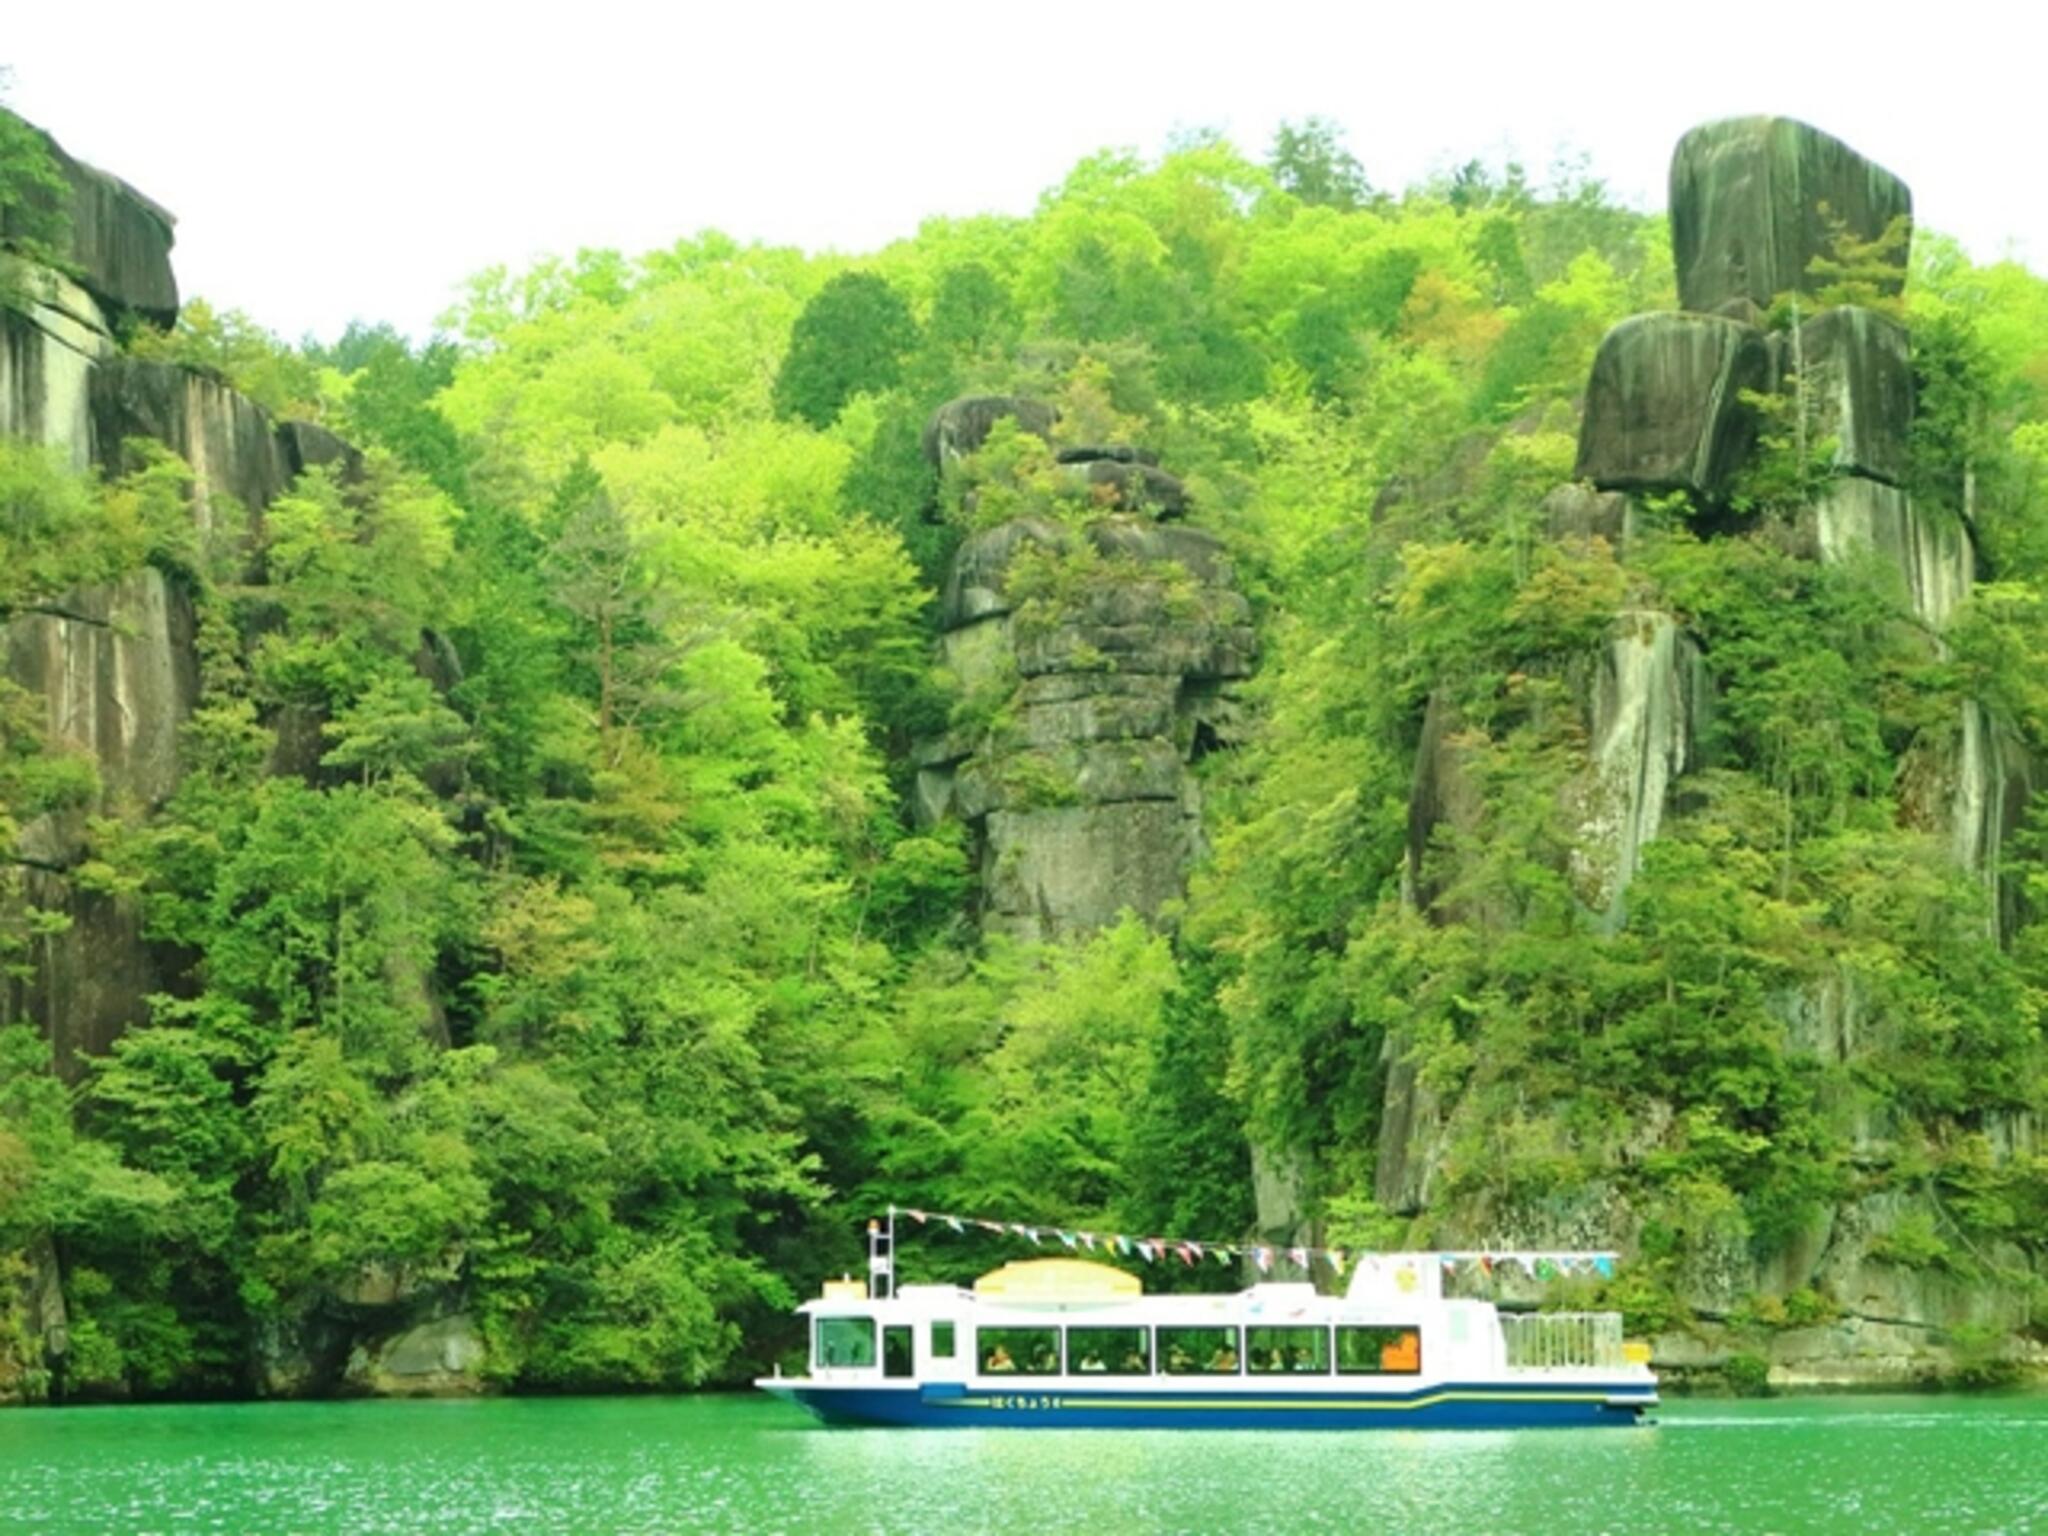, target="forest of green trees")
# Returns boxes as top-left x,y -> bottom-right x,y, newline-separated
3,115 -> 2046,1397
